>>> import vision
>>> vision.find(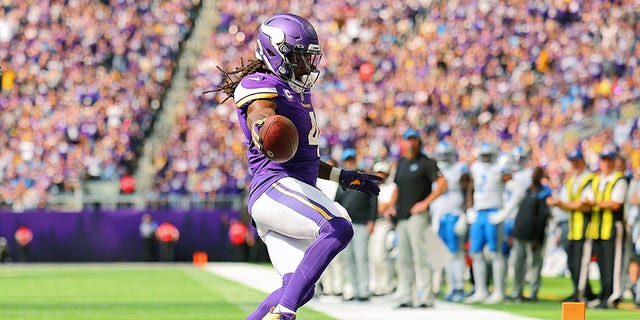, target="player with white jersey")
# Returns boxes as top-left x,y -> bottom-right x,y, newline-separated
430,141 -> 471,303
497,147 -> 533,257
465,142 -> 512,304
